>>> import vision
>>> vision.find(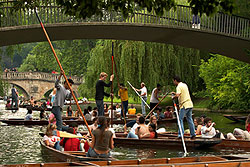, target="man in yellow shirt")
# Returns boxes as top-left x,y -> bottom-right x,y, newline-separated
171,76 -> 196,139
118,83 -> 128,117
